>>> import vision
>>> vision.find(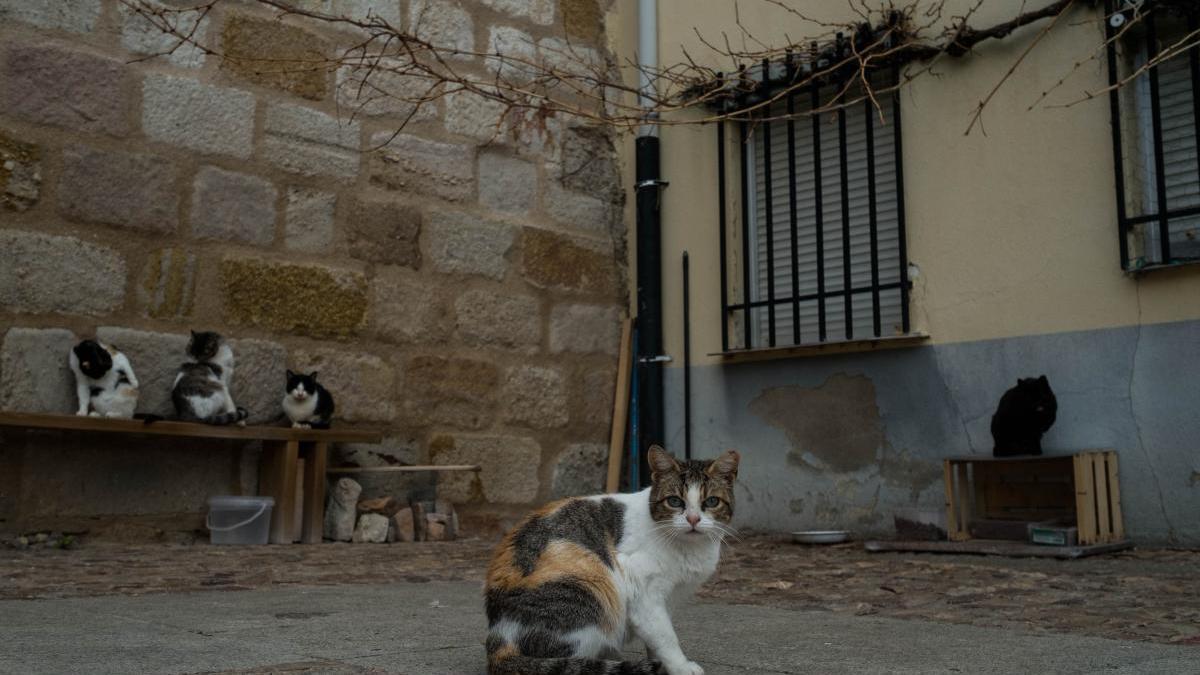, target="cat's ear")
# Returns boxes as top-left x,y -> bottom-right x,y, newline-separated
309,371 -> 319,380
707,450 -> 741,481
1038,375 -> 1048,384
647,445 -> 679,477
191,330 -> 198,337
286,369 -> 295,379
